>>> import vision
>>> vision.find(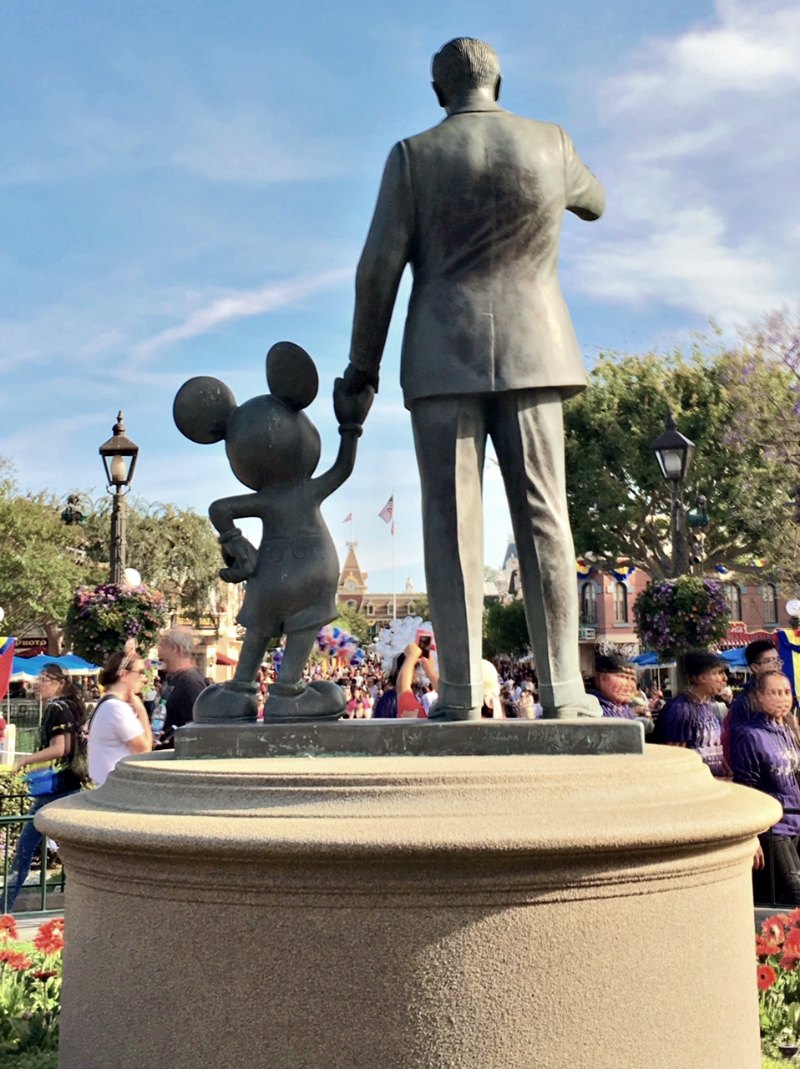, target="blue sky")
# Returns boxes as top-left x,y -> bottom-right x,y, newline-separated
1,0 -> 798,595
